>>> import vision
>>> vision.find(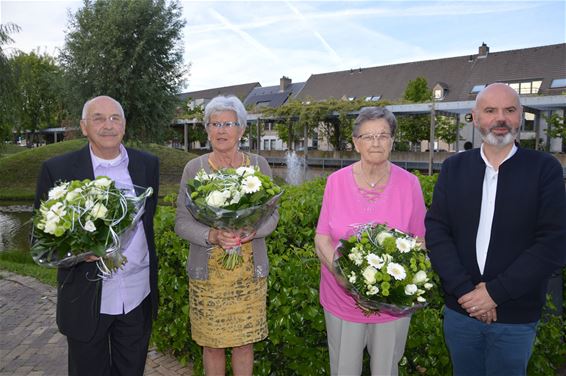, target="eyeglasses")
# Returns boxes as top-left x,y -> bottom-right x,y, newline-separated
357,133 -> 392,143
88,115 -> 124,126
206,121 -> 241,128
